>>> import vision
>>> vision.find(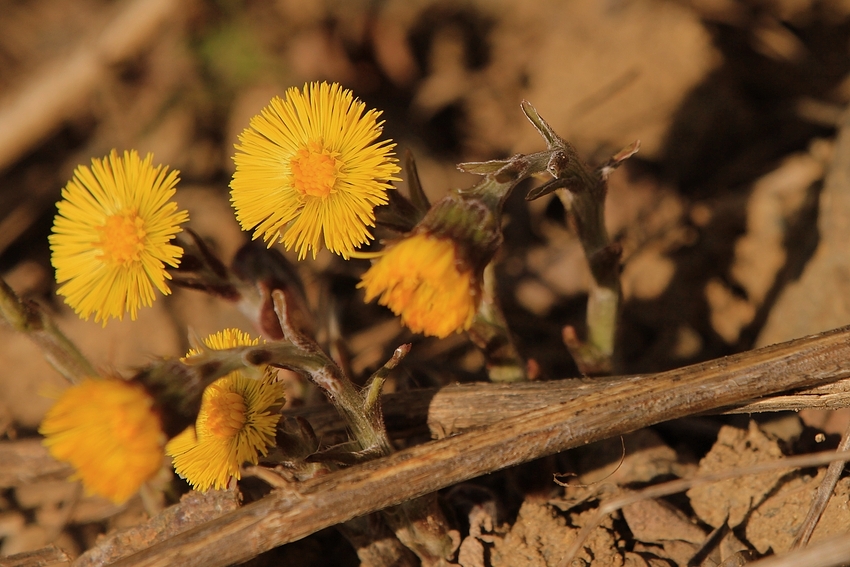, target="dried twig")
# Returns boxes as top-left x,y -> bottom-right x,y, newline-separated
0,439 -> 72,488
90,325 -> 850,567
1,544 -> 72,567
0,0 -> 180,175
74,491 -> 241,567
790,420 -> 850,549
745,531 -> 850,567
285,371 -> 850,445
